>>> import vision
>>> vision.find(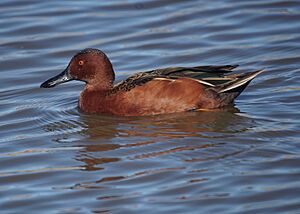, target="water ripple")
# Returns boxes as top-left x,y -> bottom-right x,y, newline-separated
1,0 -> 300,213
